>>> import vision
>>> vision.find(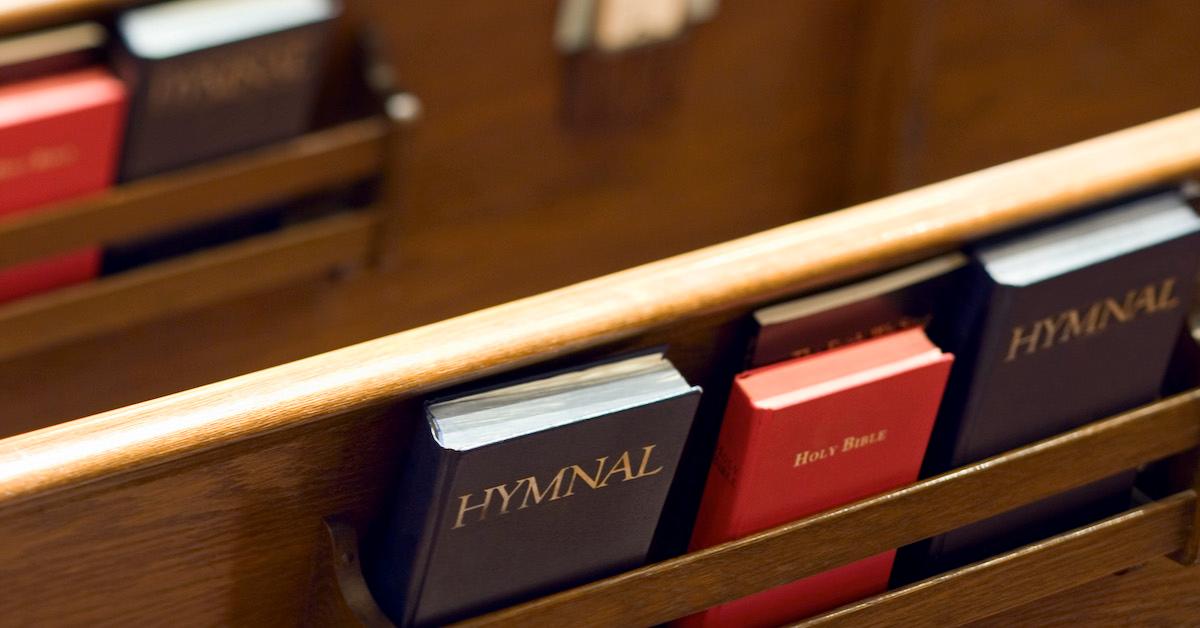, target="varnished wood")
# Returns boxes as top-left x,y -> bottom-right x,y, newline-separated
2,4 -> 1200,623
965,557 -> 1200,626
456,394 -> 1200,627
0,403 -> 409,625
17,0 -> 1200,437
4,107 -> 1200,503
1178,455 -> 1200,565
0,0 -> 136,36
846,0 -> 932,201
0,109 -> 1194,623
0,119 -> 387,269
0,106 -> 1198,624
797,492 -> 1194,627
0,213 -> 375,360
866,0 -> 1200,192
360,28 -> 414,271
5,3 -> 1199,432
305,518 -> 395,628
